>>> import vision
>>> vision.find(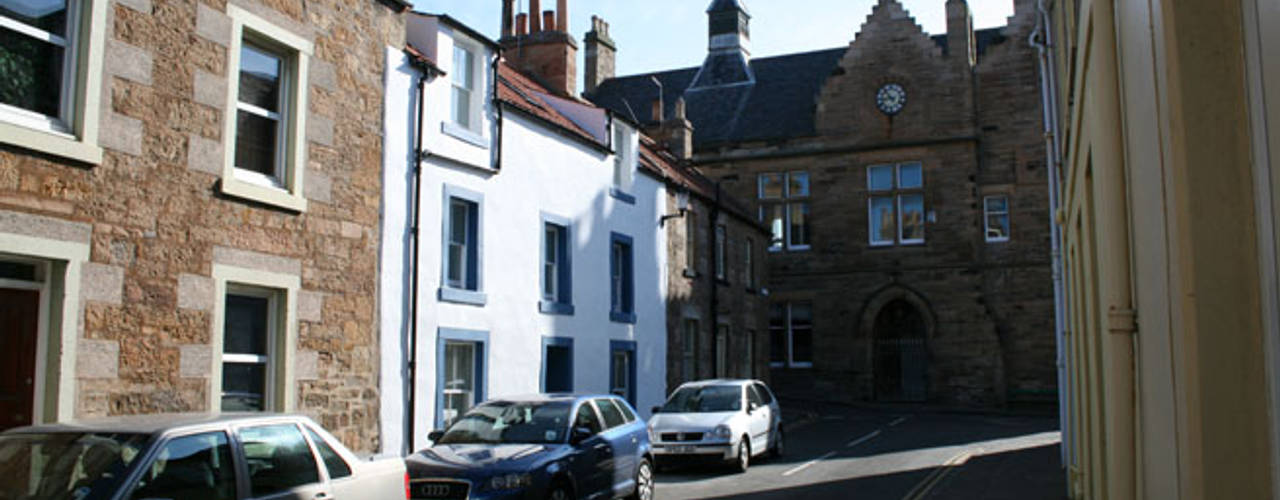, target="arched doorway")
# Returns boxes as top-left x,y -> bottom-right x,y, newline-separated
874,299 -> 928,402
